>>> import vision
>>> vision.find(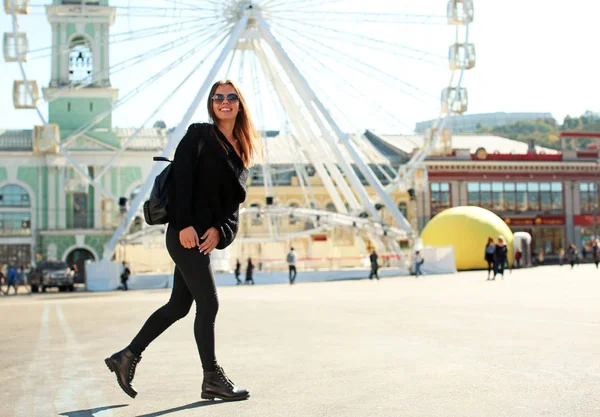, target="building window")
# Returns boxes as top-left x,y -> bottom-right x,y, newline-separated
398,202 -> 408,218
68,35 -> 93,84
467,182 -> 563,213
0,244 -> 31,267
580,183 -> 597,213
531,227 -> 564,256
325,202 -> 336,212
0,184 -> 30,207
430,182 -> 451,216
0,212 -> 32,236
